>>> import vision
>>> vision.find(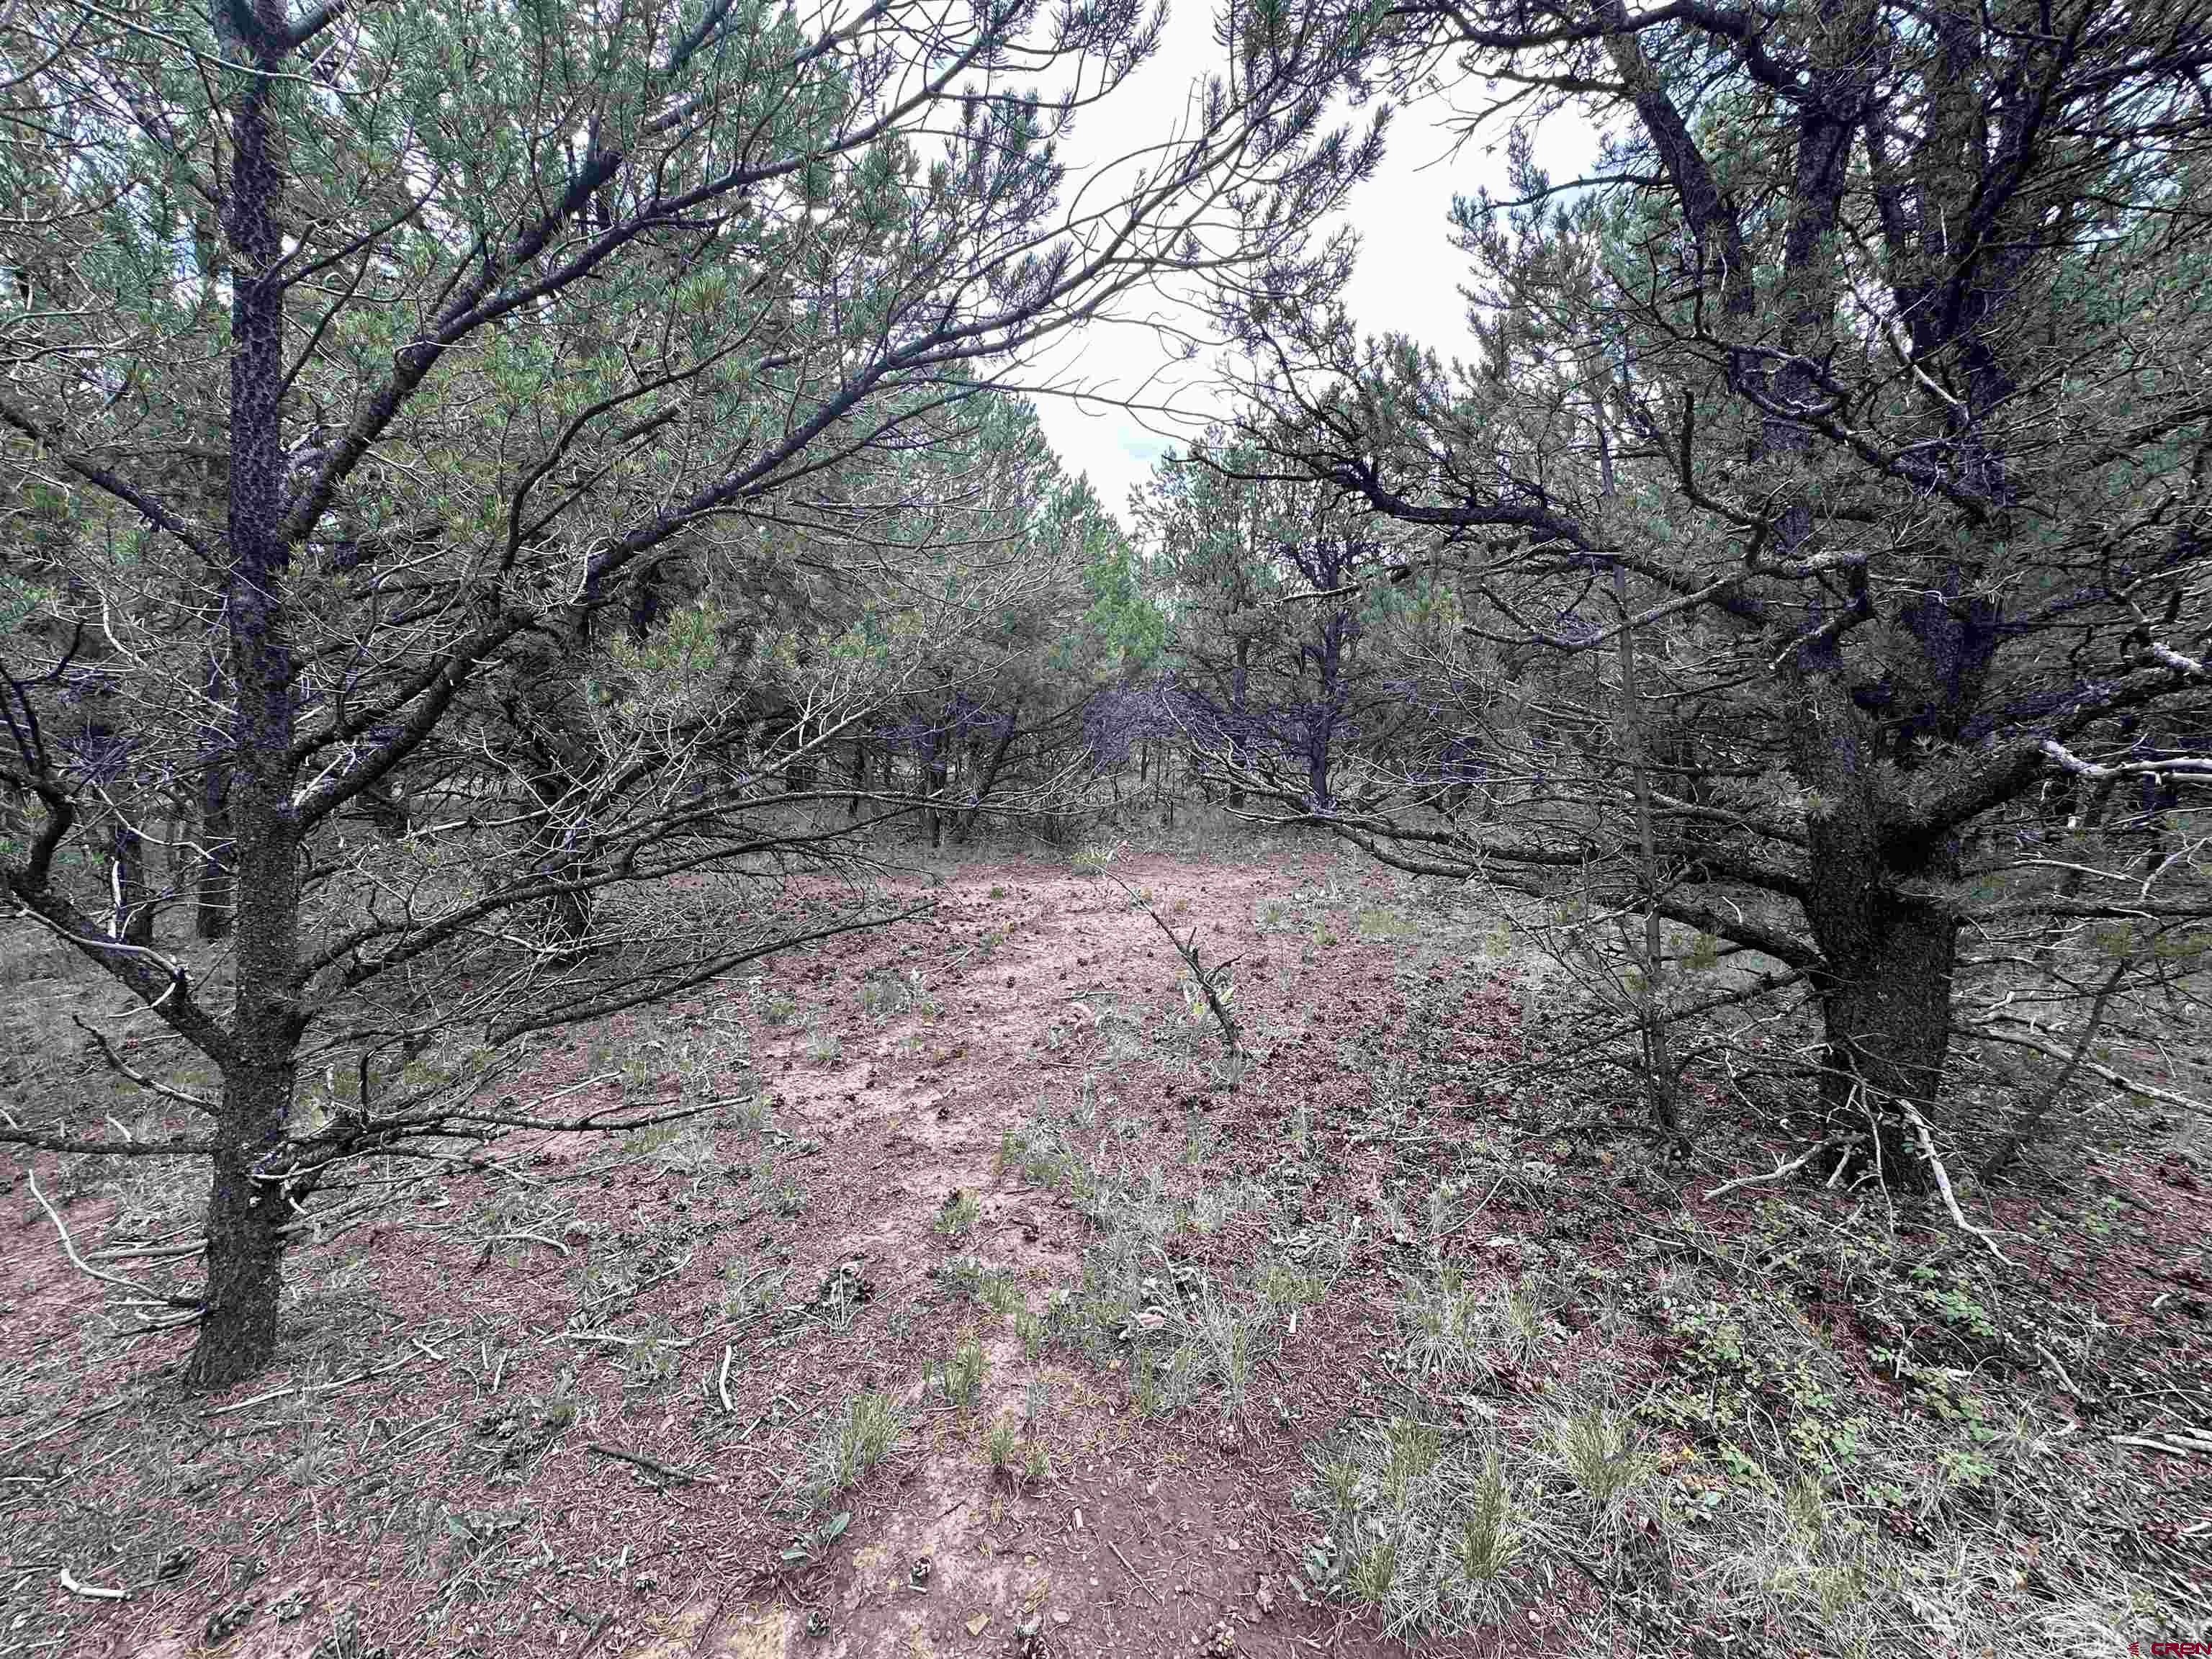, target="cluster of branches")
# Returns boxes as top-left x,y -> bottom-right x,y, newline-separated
0,0 -> 1379,1387
1181,0 -> 2212,1182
